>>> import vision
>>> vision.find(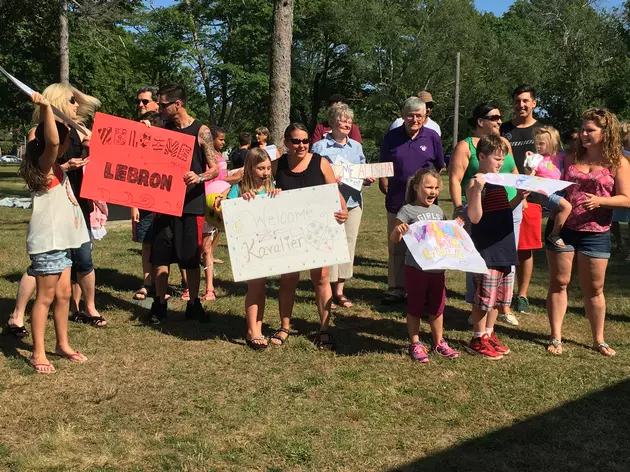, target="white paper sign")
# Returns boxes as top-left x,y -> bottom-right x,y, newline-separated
265,144 -> 278,161
332,161 -> 395,191
483,173 -> 573,196
222,183 -> 350,282
0,65 -> 88,135
402,220 -> 489,274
